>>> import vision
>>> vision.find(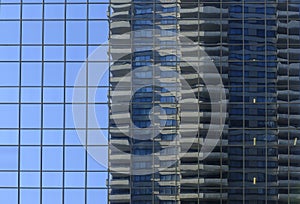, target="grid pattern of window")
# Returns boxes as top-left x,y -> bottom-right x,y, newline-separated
2,0 -> 300,204
0,1 -> 110,204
